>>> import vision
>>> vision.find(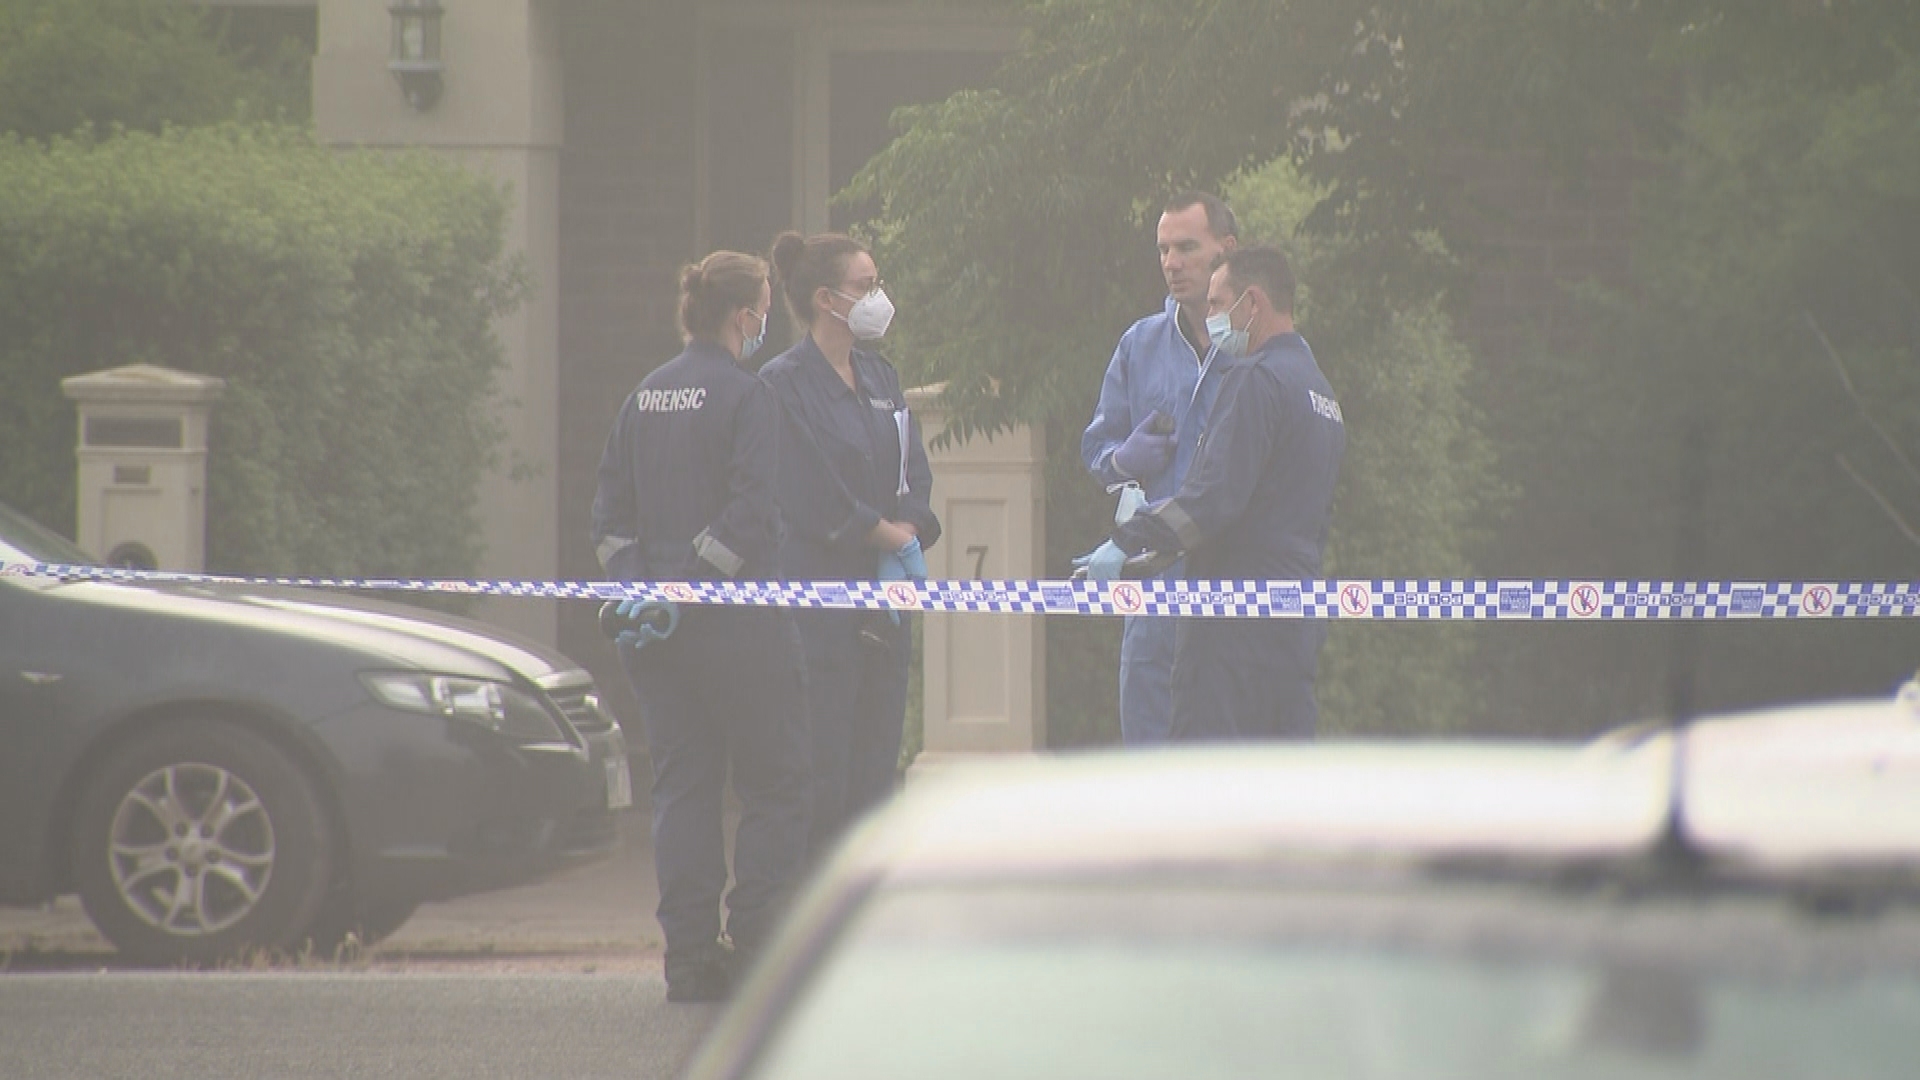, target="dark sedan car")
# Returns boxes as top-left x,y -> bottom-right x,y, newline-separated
0,501 -> 630,964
